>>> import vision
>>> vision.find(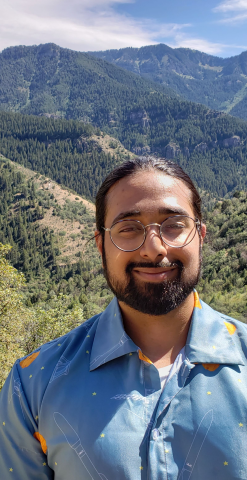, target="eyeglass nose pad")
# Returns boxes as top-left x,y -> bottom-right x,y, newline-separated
143,224 -> 166,248
144,223 -> 162,239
